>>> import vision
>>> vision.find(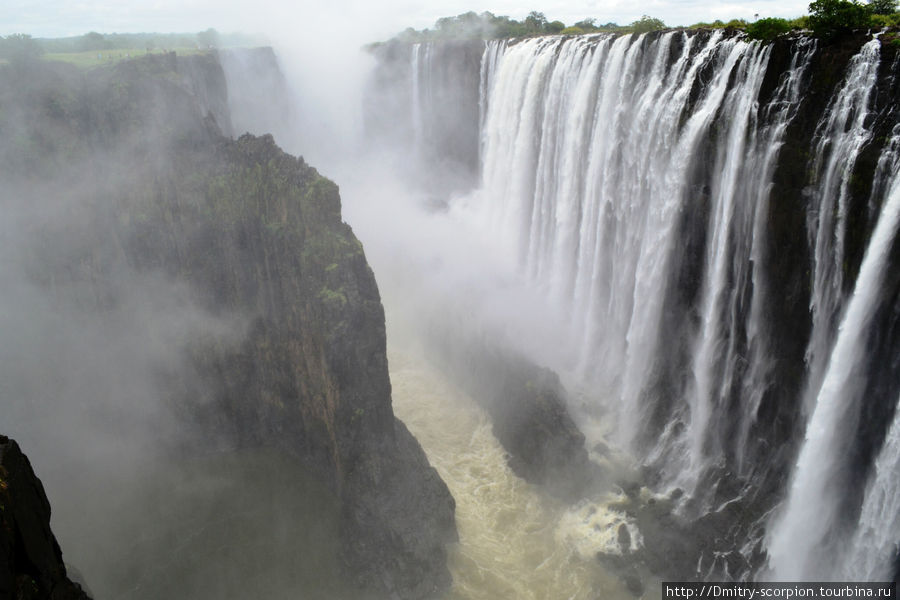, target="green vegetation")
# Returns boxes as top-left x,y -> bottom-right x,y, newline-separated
318,286 -> 348,307
869,0 -> 899,14
872,11 -> 900,24
745,17 -> 796,39
386,0 -> 899,45
630,15 -> 667,33
687,18 -> 755,28
37,29 -> 266,53
0,34 -> 43,67
42,47 -> 207,68
681,3 -> 891,40
808,0 -> 873,35
0,29 -> 267,69
388,10 -> 627,41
